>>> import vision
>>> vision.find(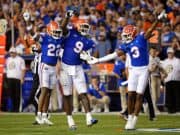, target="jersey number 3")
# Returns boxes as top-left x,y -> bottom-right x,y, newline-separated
74,41 -> 84,53
131,46 -> 140,58
47,44 -> 61,56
